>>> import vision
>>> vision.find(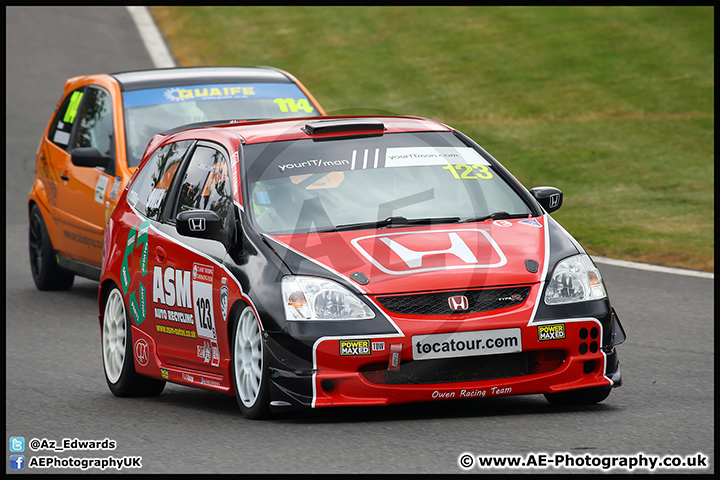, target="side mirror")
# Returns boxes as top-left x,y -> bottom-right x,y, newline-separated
176,210 -> 225,243
71,147 -> 114,173
529,186 -> 563,213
